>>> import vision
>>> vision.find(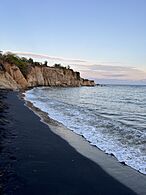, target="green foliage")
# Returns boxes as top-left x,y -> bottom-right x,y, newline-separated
34,62 -> 41,66
0,51 -> 72,78
21,57 -> 28,63
0,51 -> 3,61
3,52 -> 29,77
28,58 -> 34,64
43,61 -> 48,66
76,72 -> 80,80
67,65 -> 70,69
53,63 -> 63,68
53,63 -> 70,69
